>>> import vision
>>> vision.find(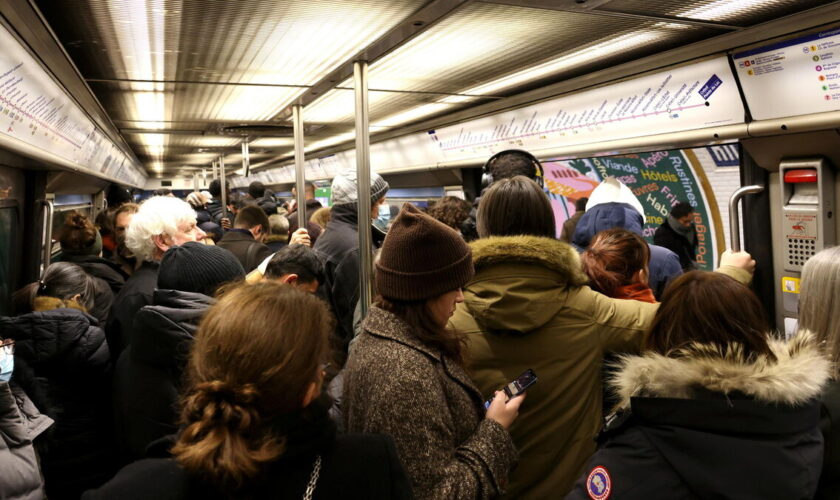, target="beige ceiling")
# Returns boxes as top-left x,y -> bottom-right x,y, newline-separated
35,0 -> 835,177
